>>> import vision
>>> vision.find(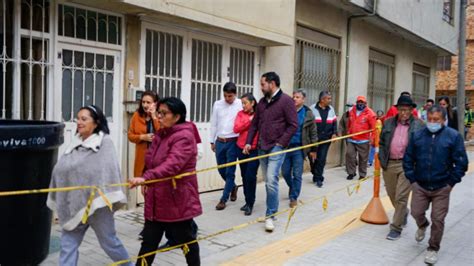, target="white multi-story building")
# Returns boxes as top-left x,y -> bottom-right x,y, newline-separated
0,0 -> 459,206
